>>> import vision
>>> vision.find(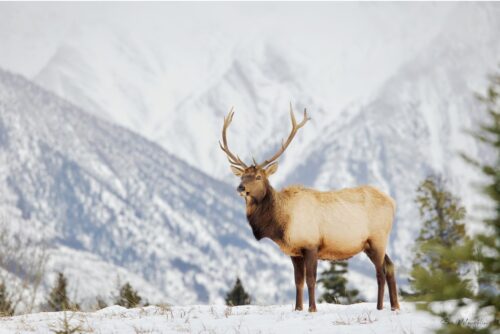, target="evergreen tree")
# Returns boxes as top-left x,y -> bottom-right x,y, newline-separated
116,282 -> 142,308
47,272 -> 71,312
406,175 -> 472,301
465,72 -> 500,333
318,261 -> 362,304
429,71 -> 500,334
225,277 -> 251,306
0,281 -> 14,316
